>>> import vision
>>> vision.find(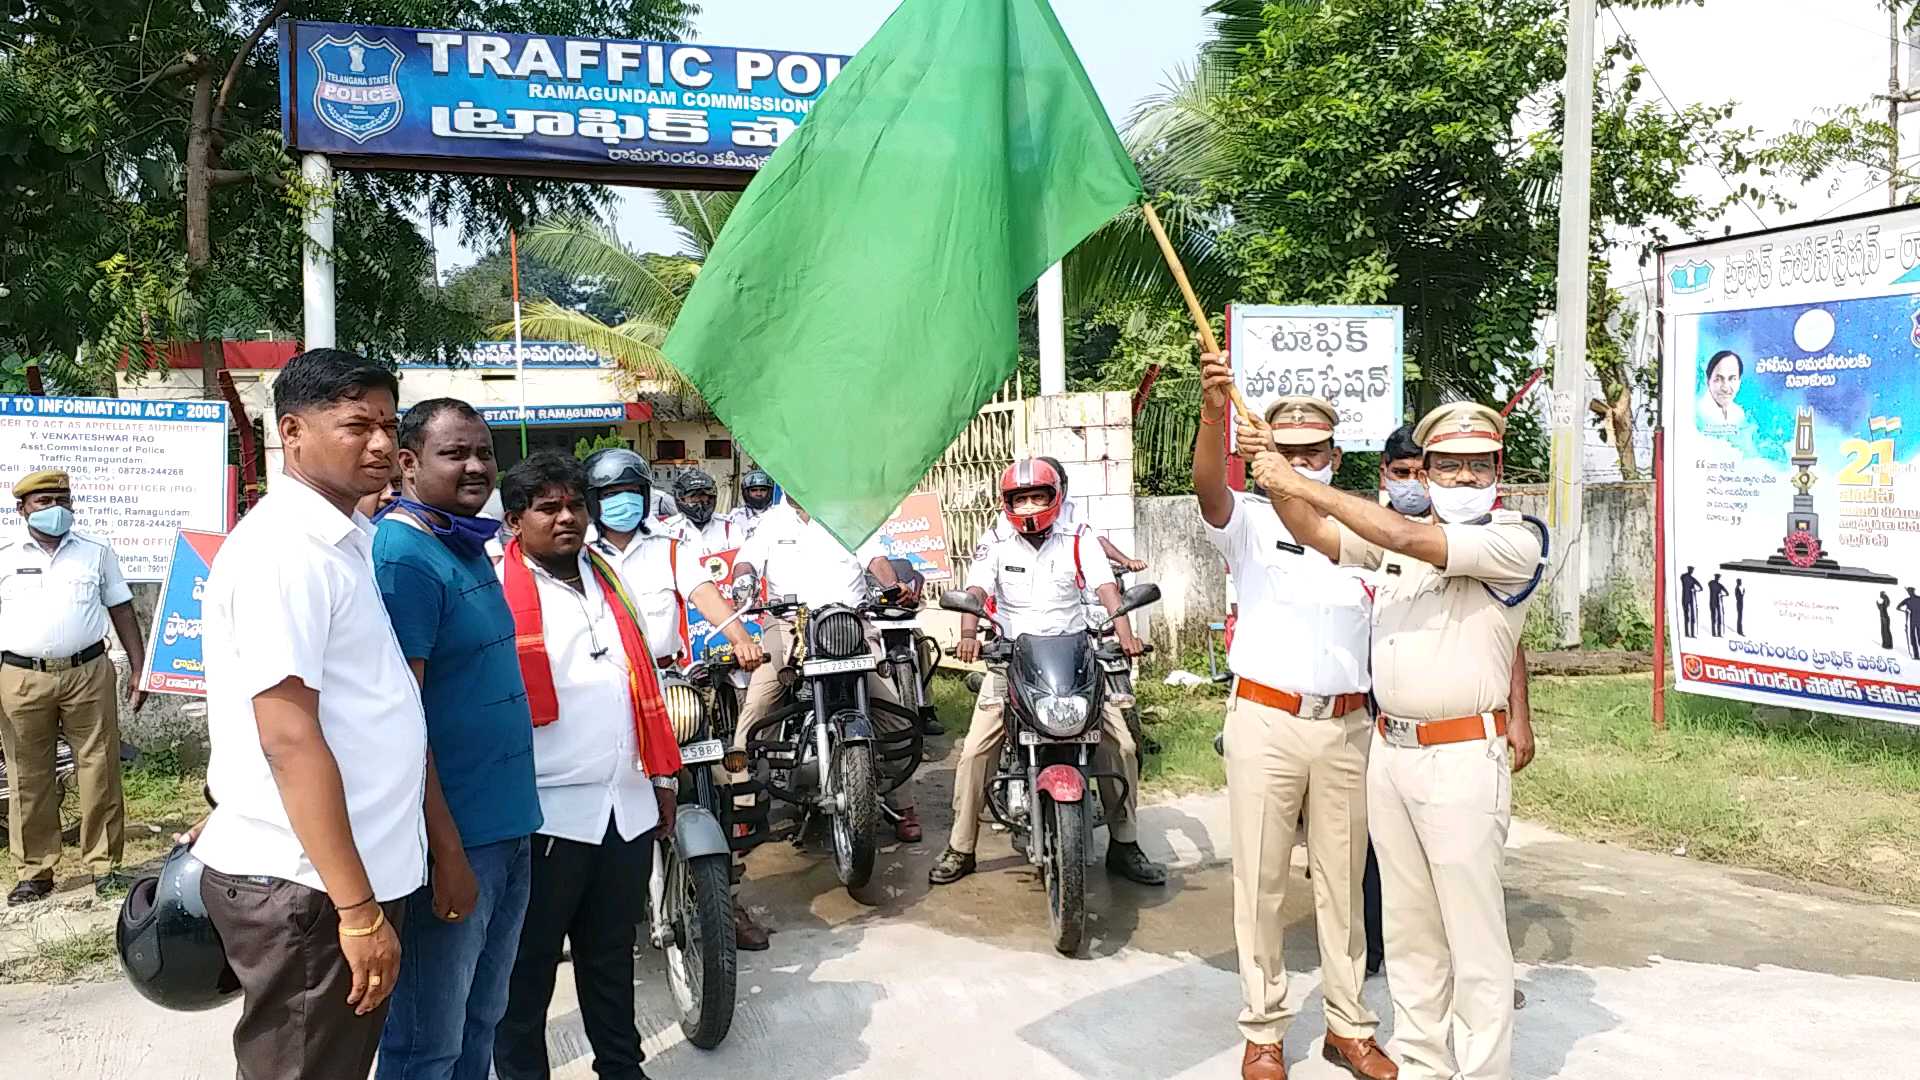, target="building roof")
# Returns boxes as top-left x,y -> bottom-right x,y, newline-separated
119,340 -> 302,371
